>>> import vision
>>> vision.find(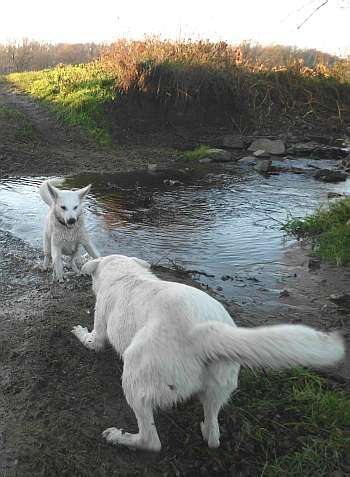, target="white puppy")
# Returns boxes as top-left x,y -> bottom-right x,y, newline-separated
40,179 -> 100,282
72,255 -> 345,452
